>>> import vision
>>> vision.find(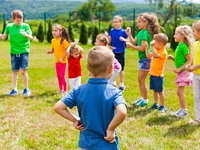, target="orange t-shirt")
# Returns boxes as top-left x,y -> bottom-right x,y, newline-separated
51,38 -> 70,63
150,48 -> 167,77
